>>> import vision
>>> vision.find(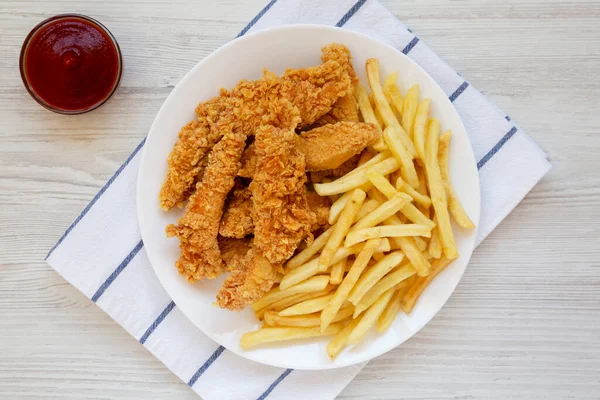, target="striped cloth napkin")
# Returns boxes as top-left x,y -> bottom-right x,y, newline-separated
45,0 -> 551,399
